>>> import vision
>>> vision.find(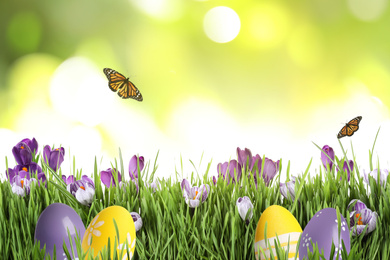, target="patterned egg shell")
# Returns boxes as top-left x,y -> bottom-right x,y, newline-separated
299,208 -> 351,260
81,205 -> 136,259
254,205 -> 302,260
